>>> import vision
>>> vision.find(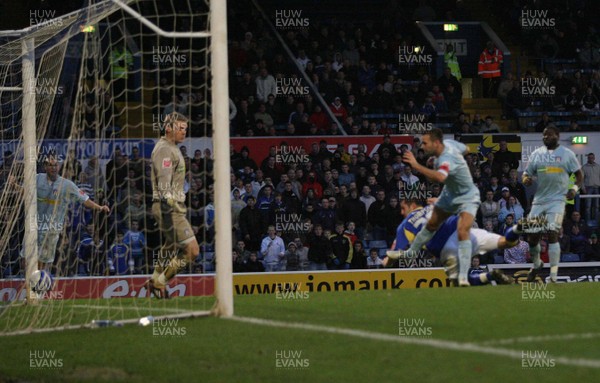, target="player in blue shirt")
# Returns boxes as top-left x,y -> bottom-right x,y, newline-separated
77,224 -> 105,276
388,128 -> 480,286
123,220 -> 146,273
107,231 -> 132,275
519,126 -> 583,282
11,156 -> 110,271
386,198 -> 514,285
